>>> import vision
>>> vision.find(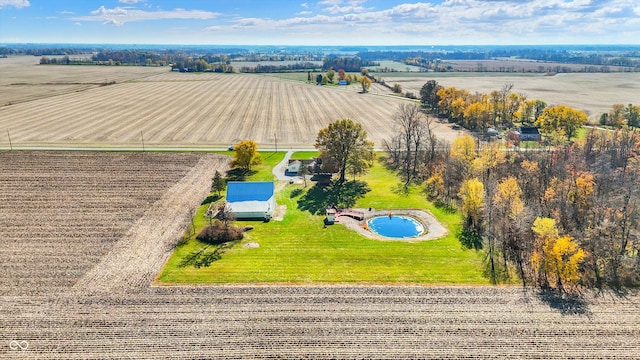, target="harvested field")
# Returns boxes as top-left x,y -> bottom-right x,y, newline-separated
0,57 -> 458,150
2,286 -> 639,359
0,56 -> 166,106
0,151 -> 228,296
1,151 -> 639,358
